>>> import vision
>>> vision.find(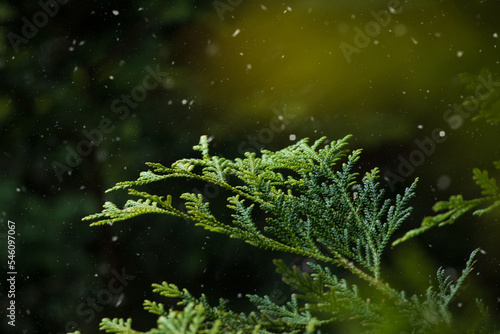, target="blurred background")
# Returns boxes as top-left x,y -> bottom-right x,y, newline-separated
0,0 -> 499,332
